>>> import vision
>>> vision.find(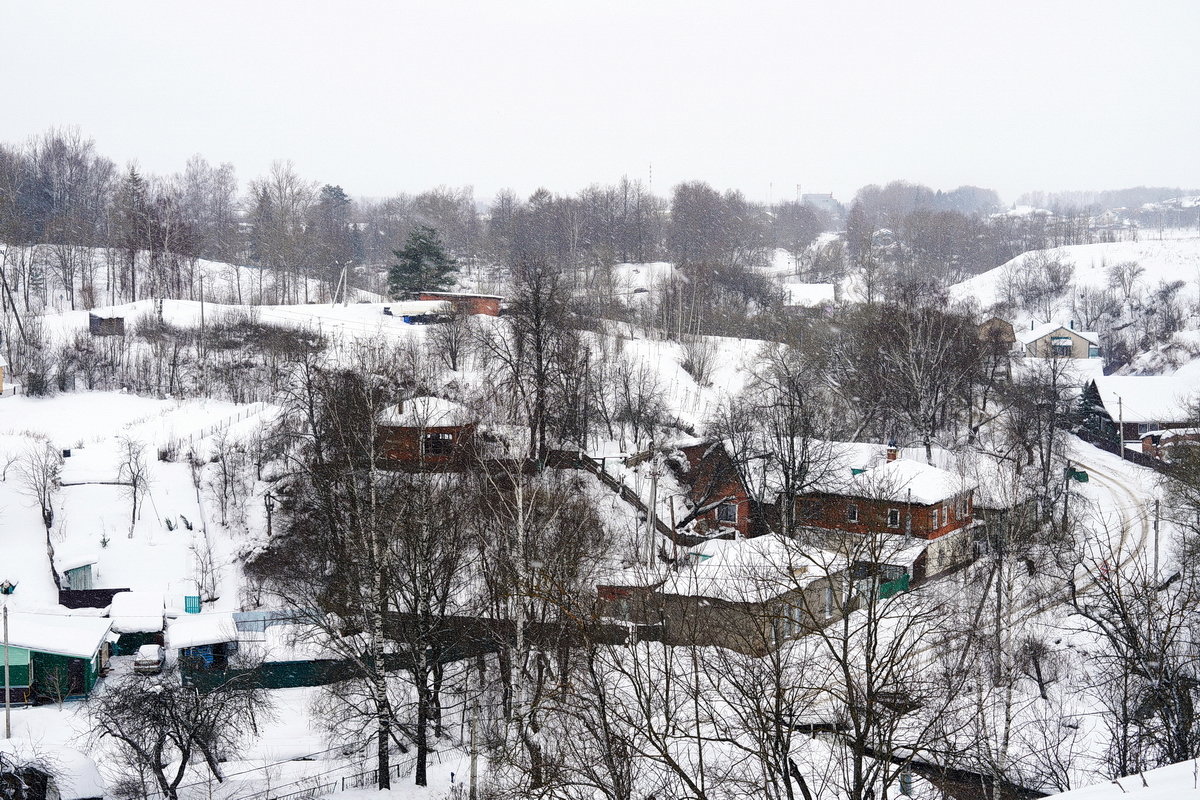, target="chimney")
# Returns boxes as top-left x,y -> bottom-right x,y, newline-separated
1069,319 -> 1075,330
886,440 -> 899,462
